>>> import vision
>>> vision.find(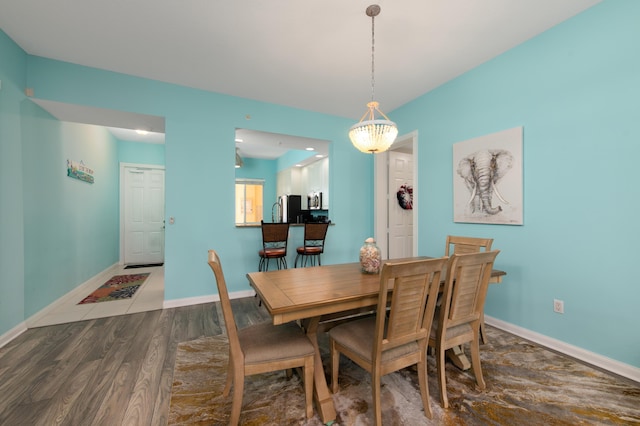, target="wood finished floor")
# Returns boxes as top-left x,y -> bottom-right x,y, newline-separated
0,298 -> 269,426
